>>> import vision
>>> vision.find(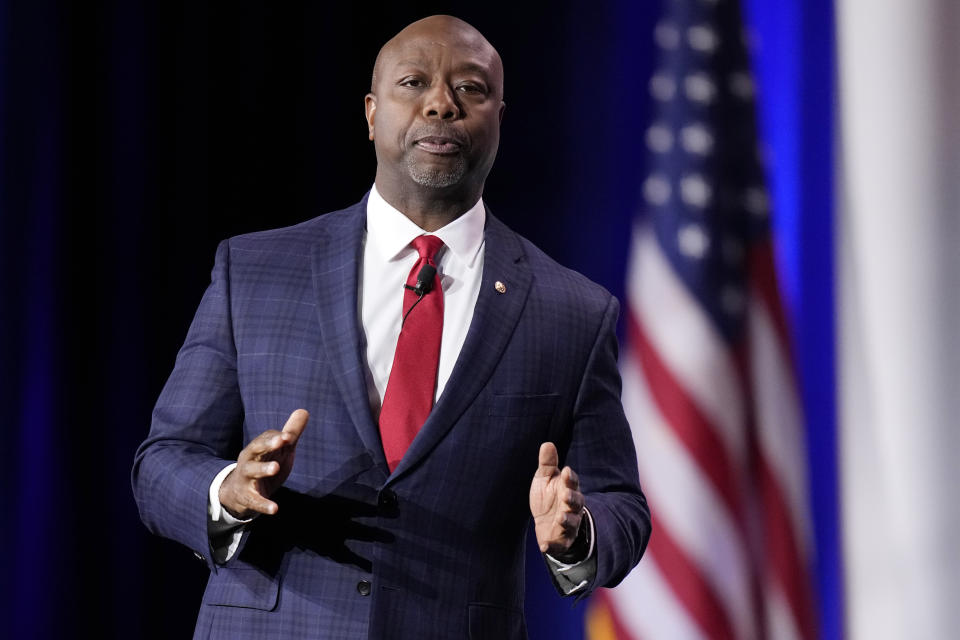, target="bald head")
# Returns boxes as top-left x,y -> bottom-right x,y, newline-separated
371,15 -> 503,98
